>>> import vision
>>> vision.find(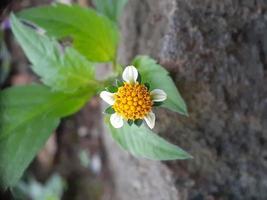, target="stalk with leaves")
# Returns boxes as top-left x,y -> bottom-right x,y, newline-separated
0,2 -> 192,189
